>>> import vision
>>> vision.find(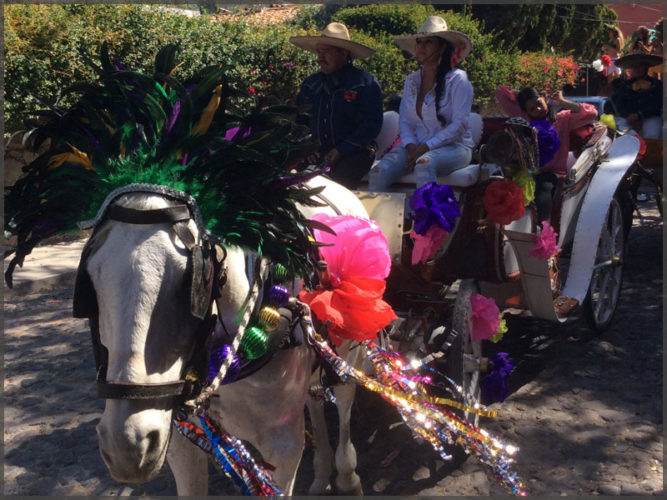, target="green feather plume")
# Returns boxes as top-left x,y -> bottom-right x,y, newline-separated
4,43 -> 325,287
